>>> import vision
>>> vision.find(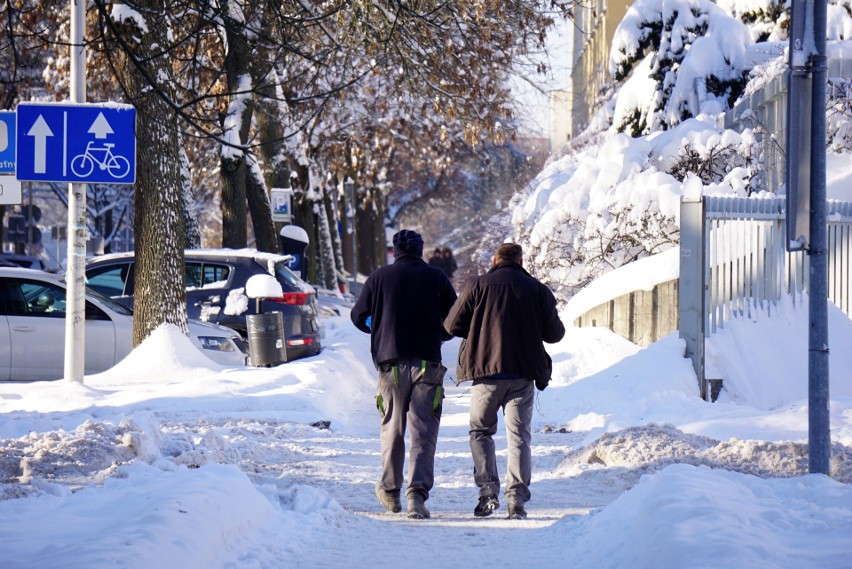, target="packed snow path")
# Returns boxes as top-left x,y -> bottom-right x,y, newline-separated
157,384 -> 633,568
